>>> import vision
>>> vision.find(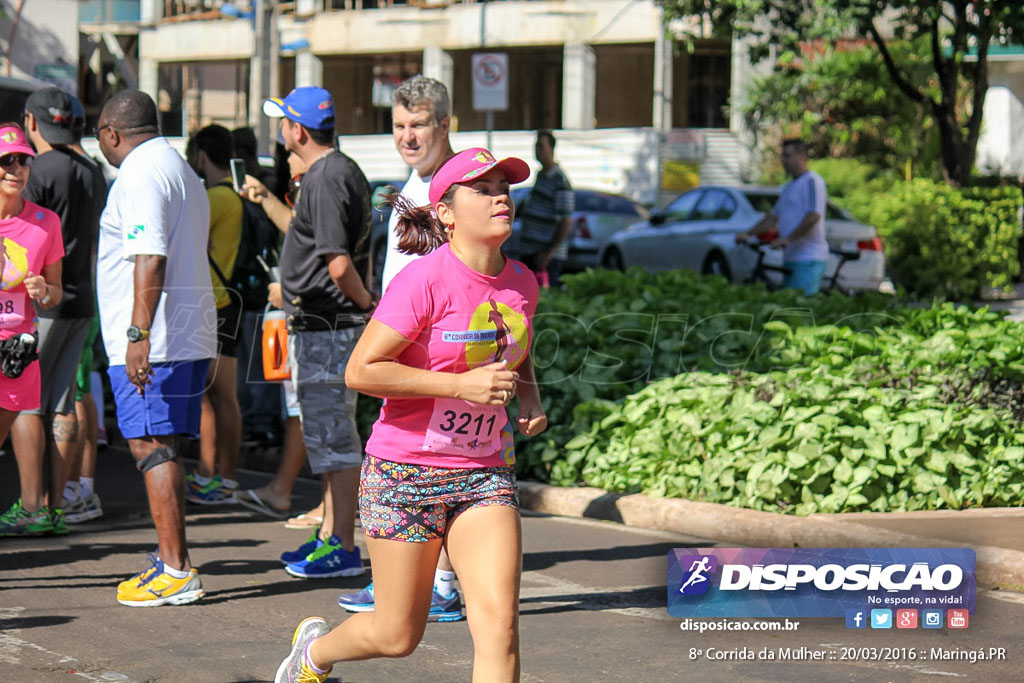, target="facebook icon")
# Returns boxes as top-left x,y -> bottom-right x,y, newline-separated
845,609 -> 867,629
